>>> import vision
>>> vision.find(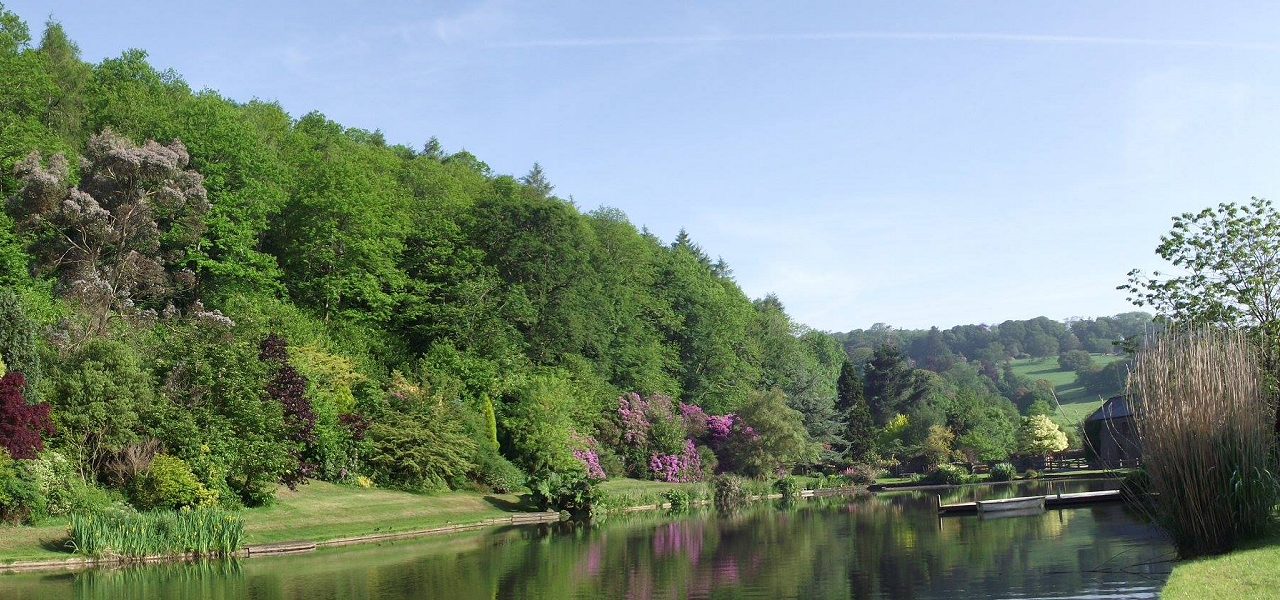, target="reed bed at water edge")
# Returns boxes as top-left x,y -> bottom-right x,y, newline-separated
69,508 -> 244,560
1128,327 -> 1278,557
